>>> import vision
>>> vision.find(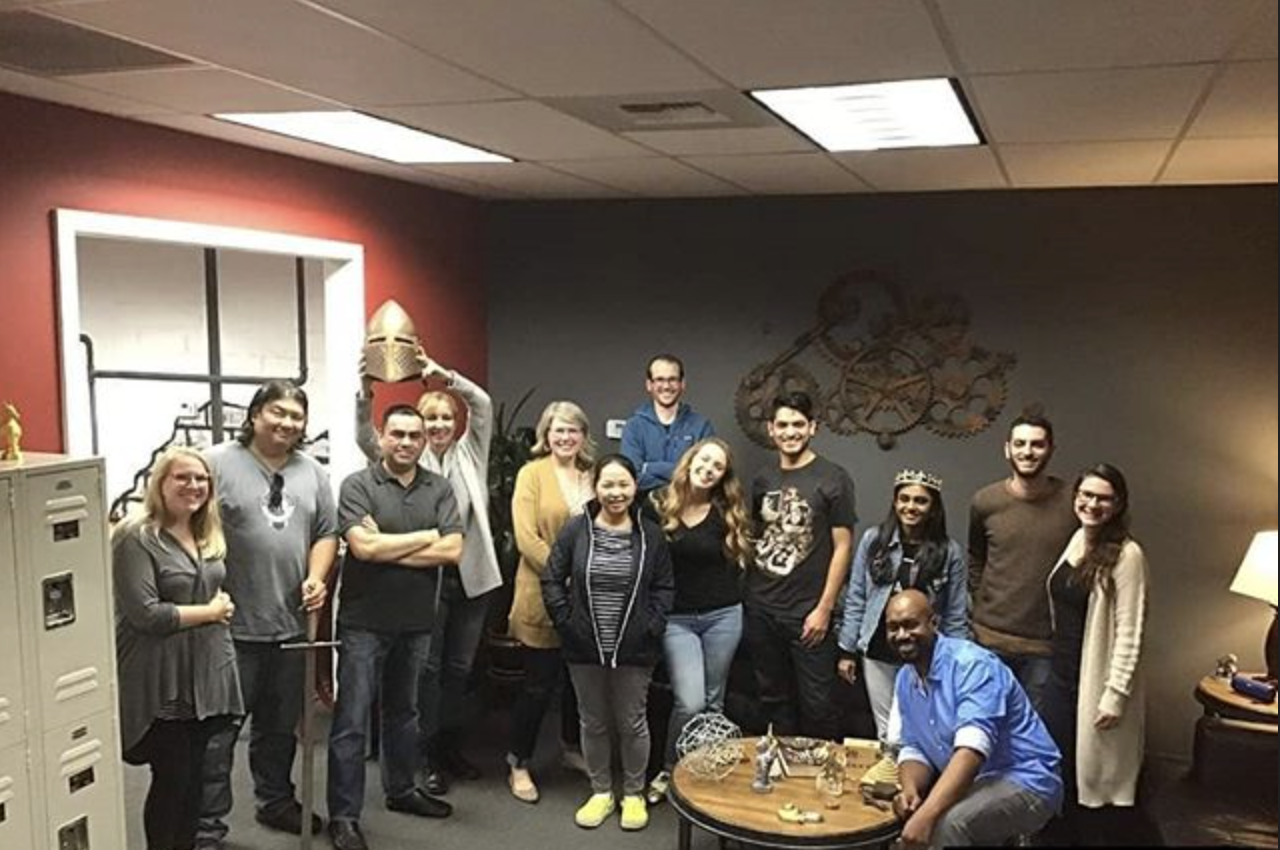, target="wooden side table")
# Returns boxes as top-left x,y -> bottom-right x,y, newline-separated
1191,674 -> 1278,784
669,740 -> 899,849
